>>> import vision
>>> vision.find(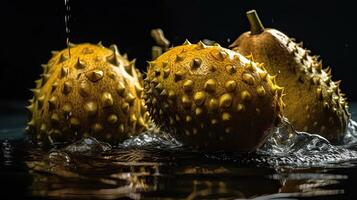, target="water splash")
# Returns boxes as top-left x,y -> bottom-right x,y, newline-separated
121,130 -> 181,149
108,119 -> 357,168
31,117 -> 357,168
47,151 -> 71,166
64,137 -> 112,155
255,119 -> 357,167
342,119 -> 357,147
